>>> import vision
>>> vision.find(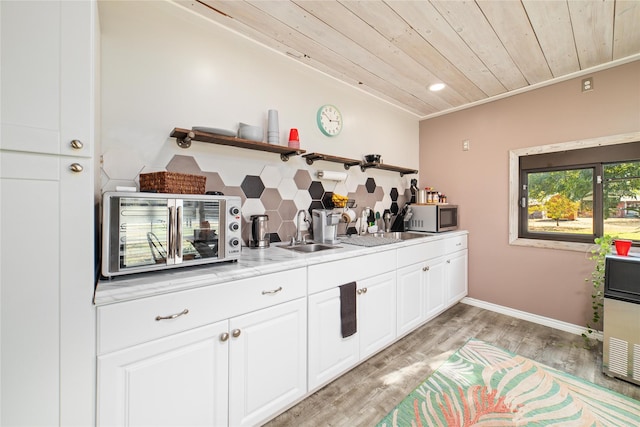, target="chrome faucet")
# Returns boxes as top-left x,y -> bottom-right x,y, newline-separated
295,209 -> 310,243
